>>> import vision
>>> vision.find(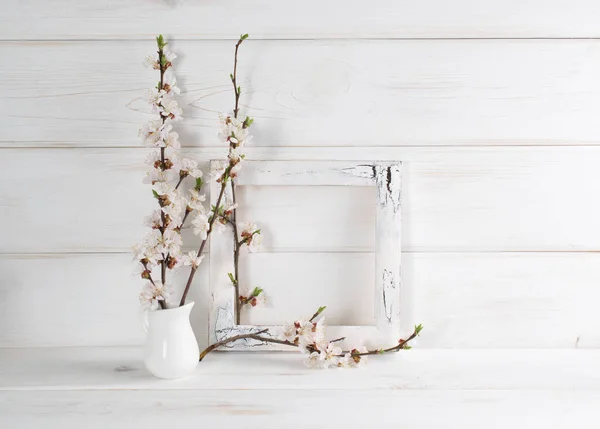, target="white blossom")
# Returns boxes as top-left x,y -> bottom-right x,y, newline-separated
210,160 -> 228,182
151,182 -> 185,216
296,319 -> 316,350
164,131 -> 181,149
132,262 -> 151,279
139,281 -> 172,310
339,347 -> 368,368
282,323 -> 298,343
230,160 -> 243,178
255,292 -> 267,306
162,203 -> 185,226
319,342 -> 342,368
187,188 -> 206,213
160,98 -> 183,121
192,213 -> 210,239
304,351 -> 324,369
241,289 -> 267,307
146,228 -> 182,255
240,221 -> 261,249
218,113 -> 251,146
247,232 -> 263,252
179,158 -> 202,178
183,251 -> 205,269
163,71 -> 180,95
144,150 -> 164,168
338,353 -> 358,368
355,346 -> 368,363
143,167 -> 176,185
139,119 -> 172,147
228,147 -> 243,164
132,243 -> 161,267
163,51 -> 177,63
143,150 -> 178,184
147,87 -> 167,110
144,210 -> 162,230
143,53 -> 159,69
